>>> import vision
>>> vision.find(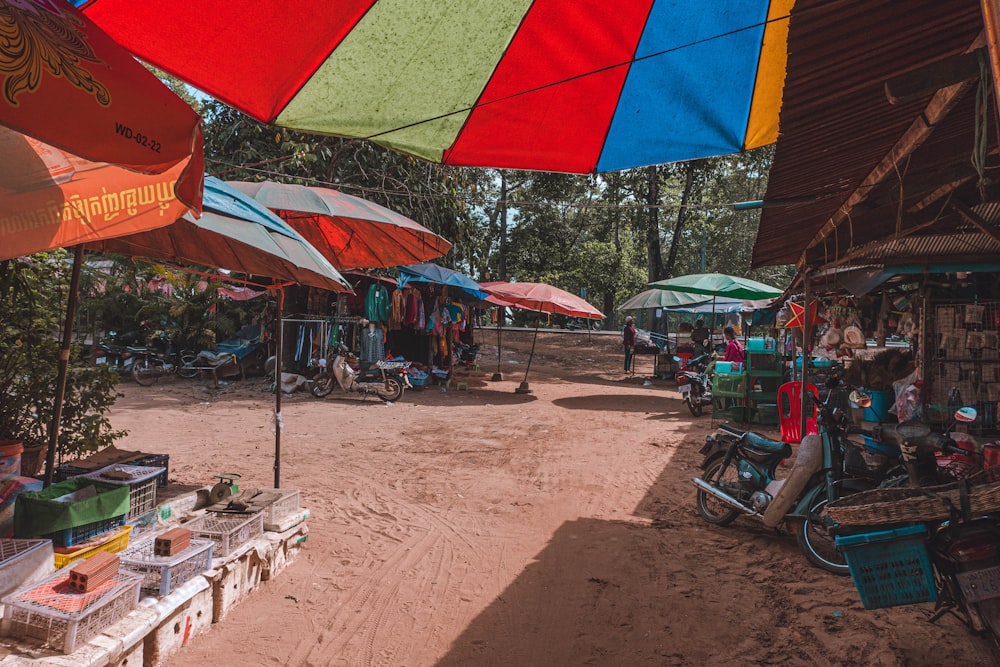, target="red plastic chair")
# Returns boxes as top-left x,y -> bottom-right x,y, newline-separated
778,382 -> 820,444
